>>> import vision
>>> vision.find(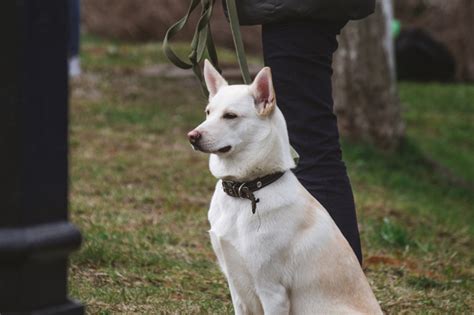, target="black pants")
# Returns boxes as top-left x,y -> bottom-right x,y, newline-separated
262,19 -> 363,263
